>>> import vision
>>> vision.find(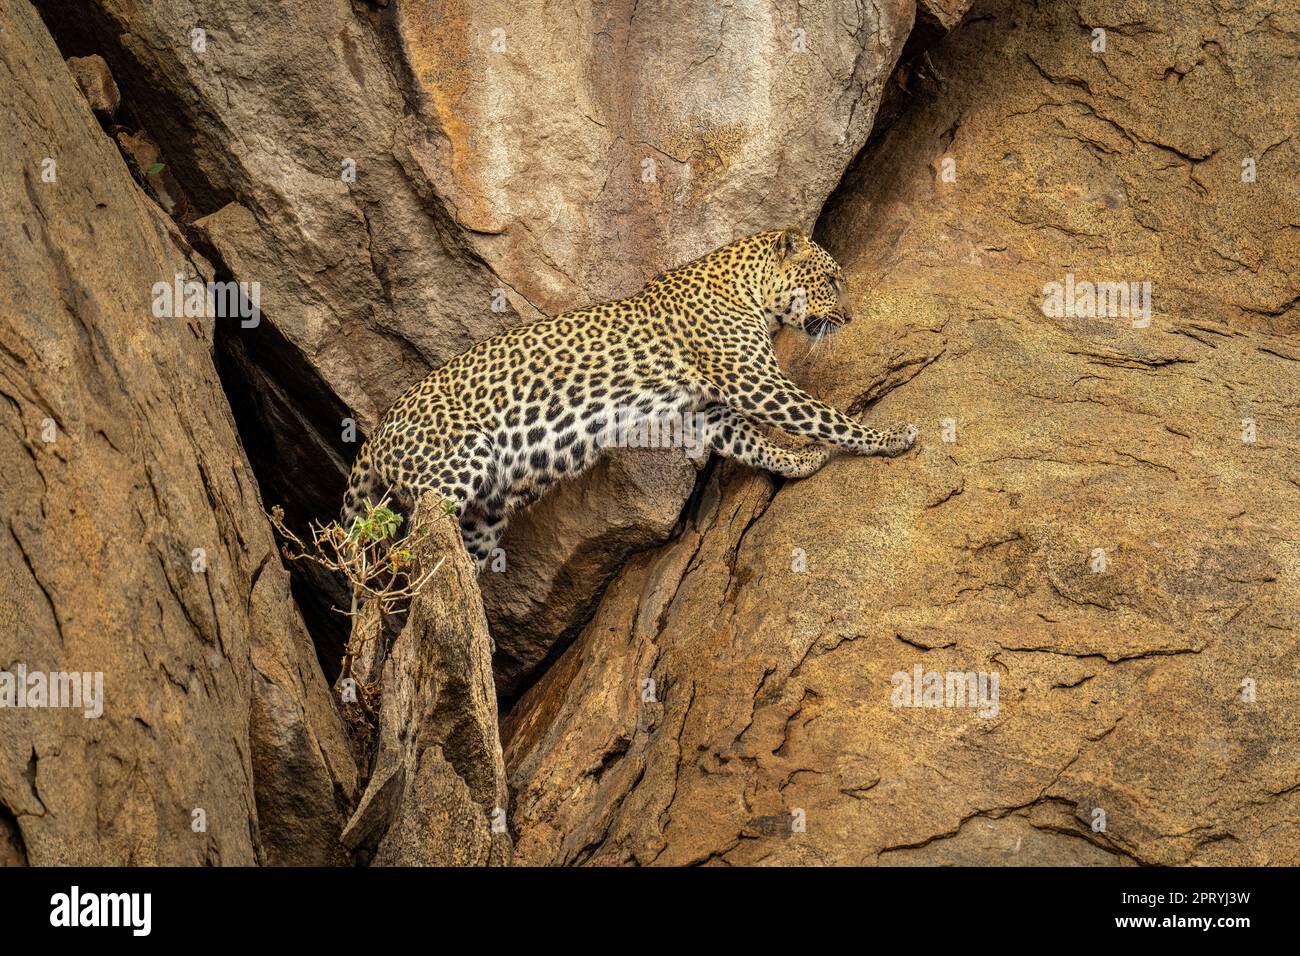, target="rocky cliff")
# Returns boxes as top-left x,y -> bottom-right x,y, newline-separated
1,0 -> 355,864
2,0 -> 1296,866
